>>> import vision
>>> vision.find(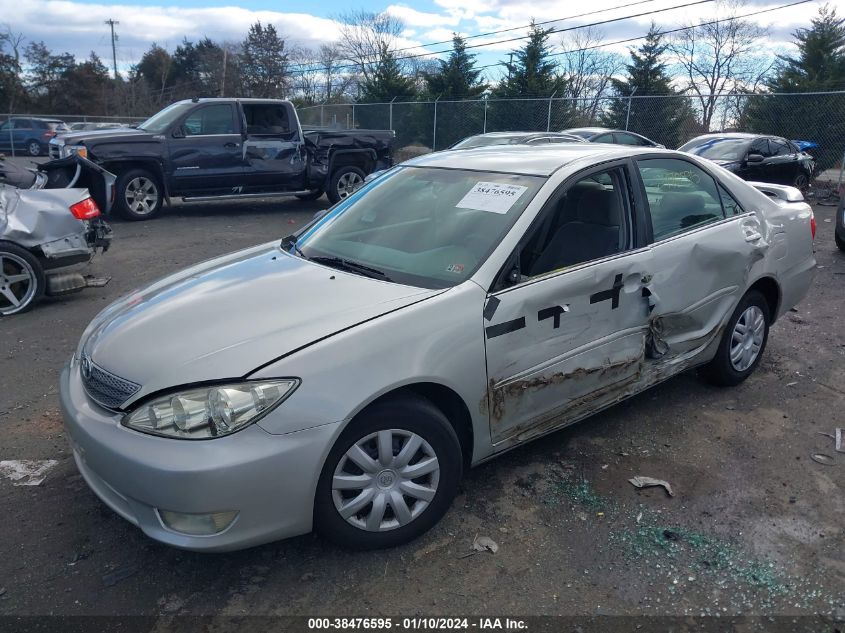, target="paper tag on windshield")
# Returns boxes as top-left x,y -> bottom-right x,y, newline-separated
456,182 -> 528,214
